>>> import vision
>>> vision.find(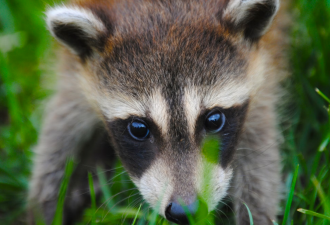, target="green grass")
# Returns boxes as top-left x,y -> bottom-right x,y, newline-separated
53,159 -> 75,225
282,165 -> 299,225
1,0 -> 330,224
